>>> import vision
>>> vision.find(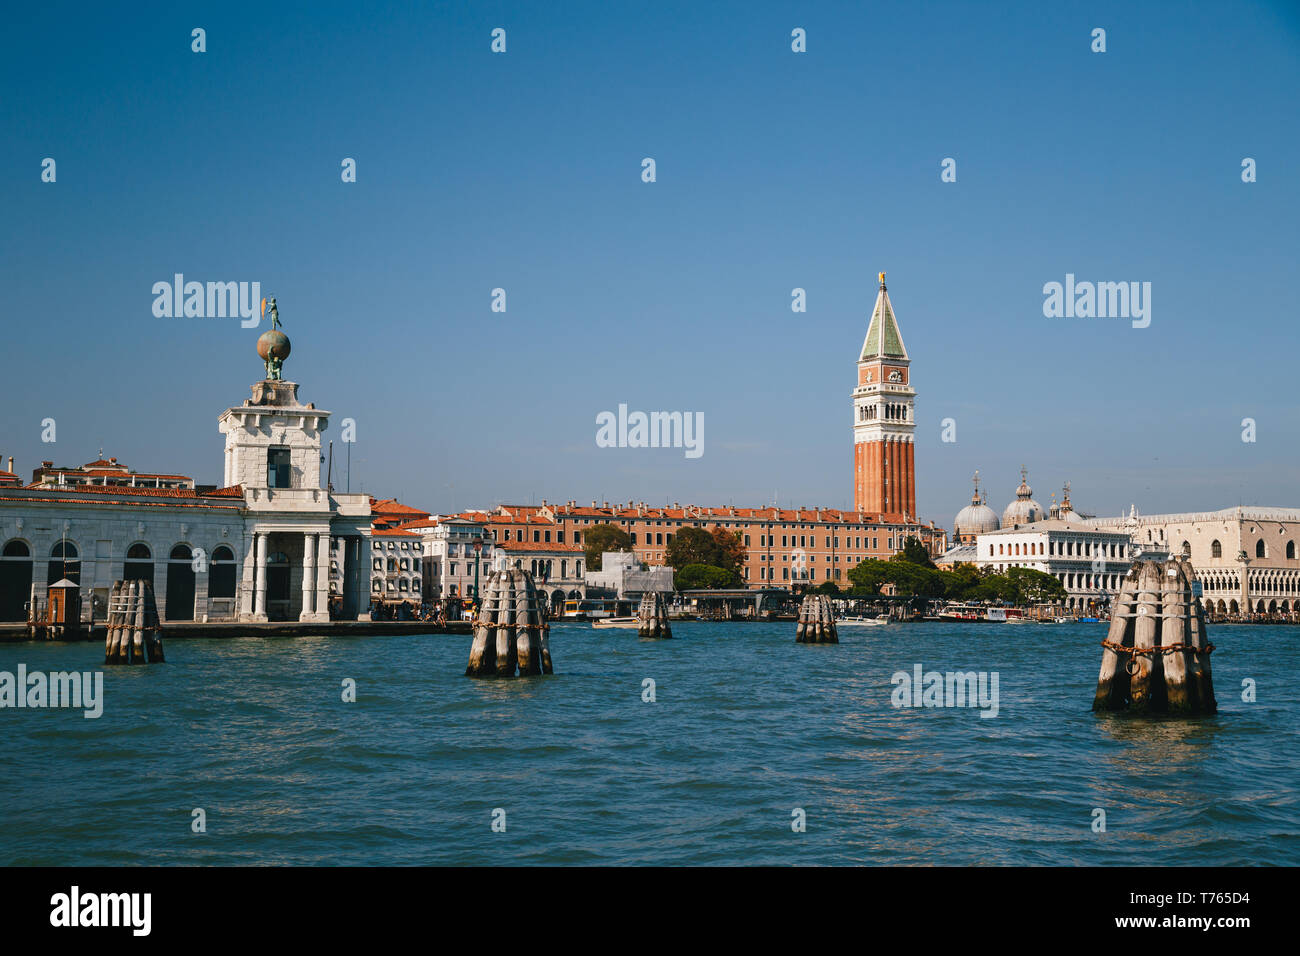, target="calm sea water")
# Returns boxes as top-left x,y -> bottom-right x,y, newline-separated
1,621 -> 1296,866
